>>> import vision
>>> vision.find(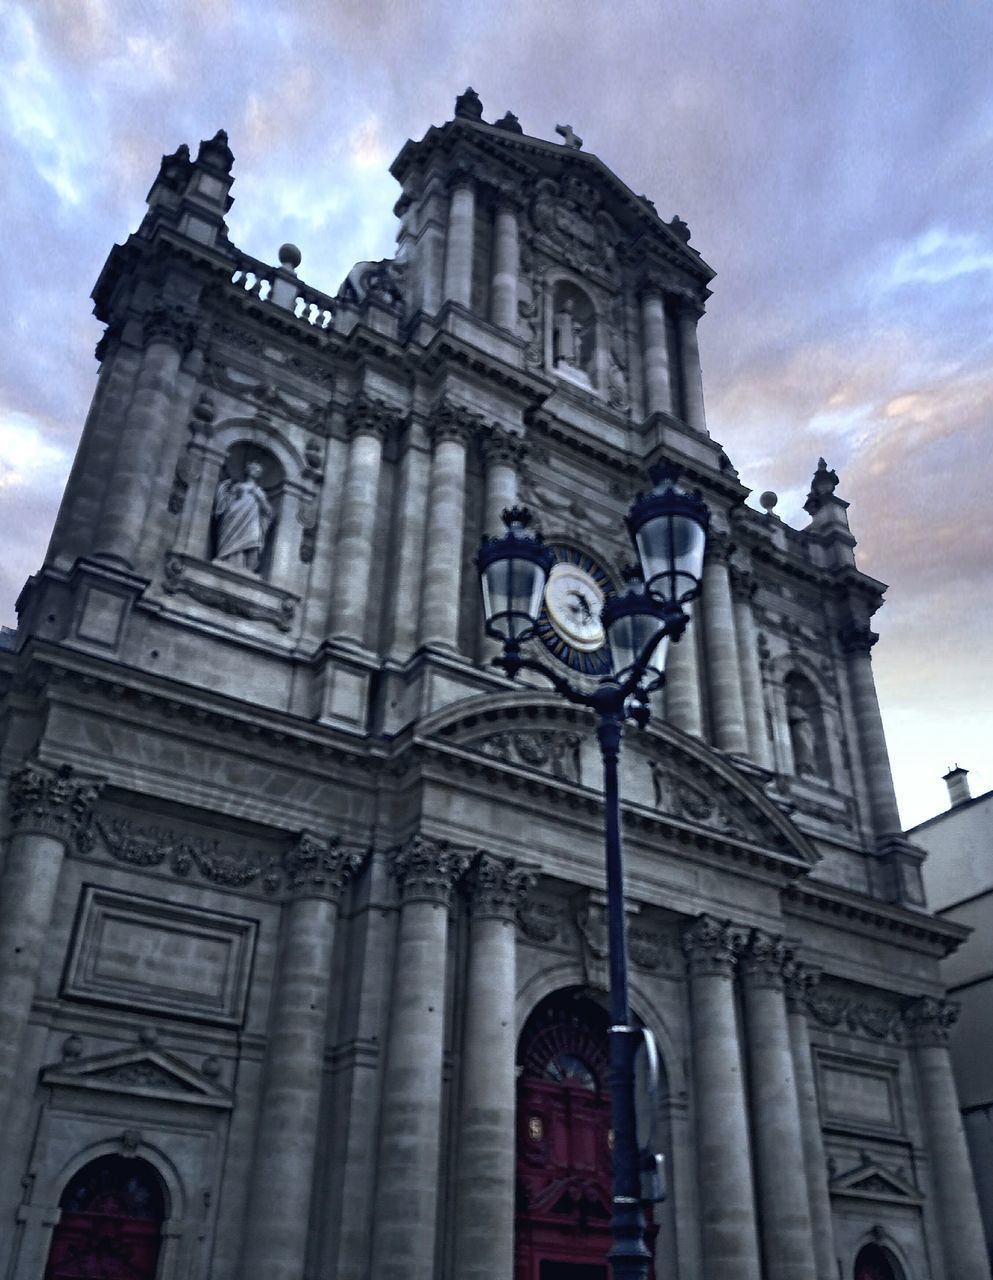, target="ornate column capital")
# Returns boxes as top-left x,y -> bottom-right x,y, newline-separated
345,394 -> 403,443
682,914 -> 744,978
638,270 -> 668,301
429,398 -> 480,446
464,852 -> 534,922
390,833 -> 470,906
838,620 -> 879,656
480,425 -> 527,469
740,929 -> 791,990
284,831 -> 363,901
704,530 -> 734,566
142,303 -> 197,353
7,762 -> 103,843
729,566 -> 757,603
783,958 -> 821,1014
670,289 -> 706,320
903,995 -> 959,1047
